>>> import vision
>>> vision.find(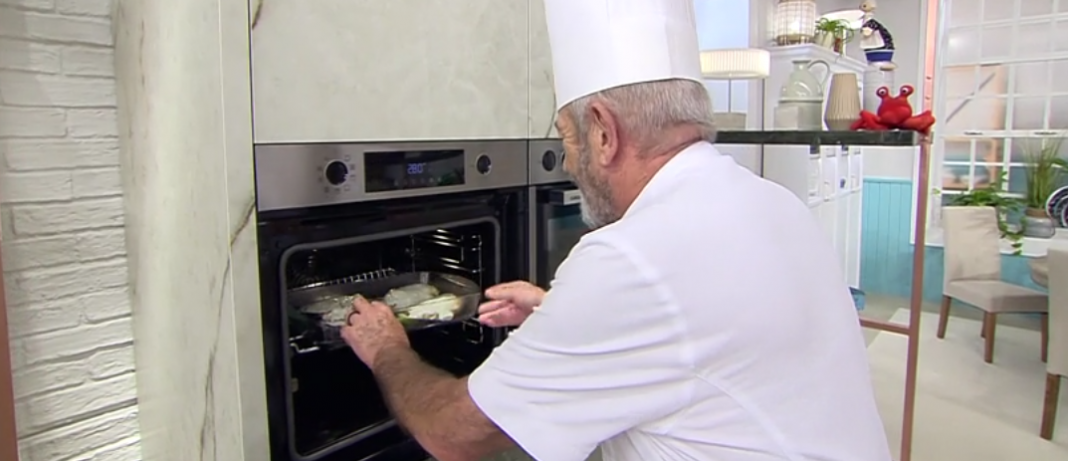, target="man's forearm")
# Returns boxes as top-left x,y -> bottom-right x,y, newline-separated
372,345 -> 459,437
372,345 -> 513,460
